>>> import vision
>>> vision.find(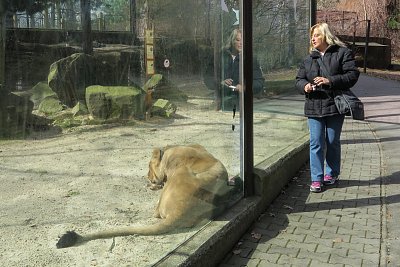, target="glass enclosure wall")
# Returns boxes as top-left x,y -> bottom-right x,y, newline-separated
251,0 -> 310,165
0,1 -> 242,265
0,0 -> 310,266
